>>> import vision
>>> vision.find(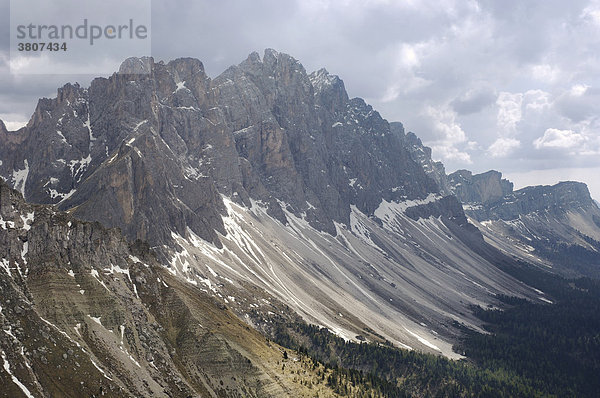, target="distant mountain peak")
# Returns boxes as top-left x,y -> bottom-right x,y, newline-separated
448,171 -> 600,277
448,169 -> 513,205
118,56 -> 154,74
